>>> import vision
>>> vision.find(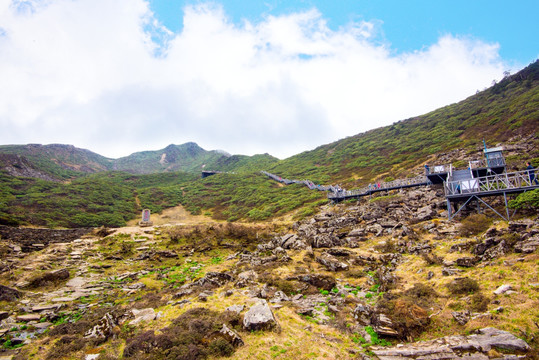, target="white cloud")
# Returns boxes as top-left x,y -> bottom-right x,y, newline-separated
0,0 -> 506,159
